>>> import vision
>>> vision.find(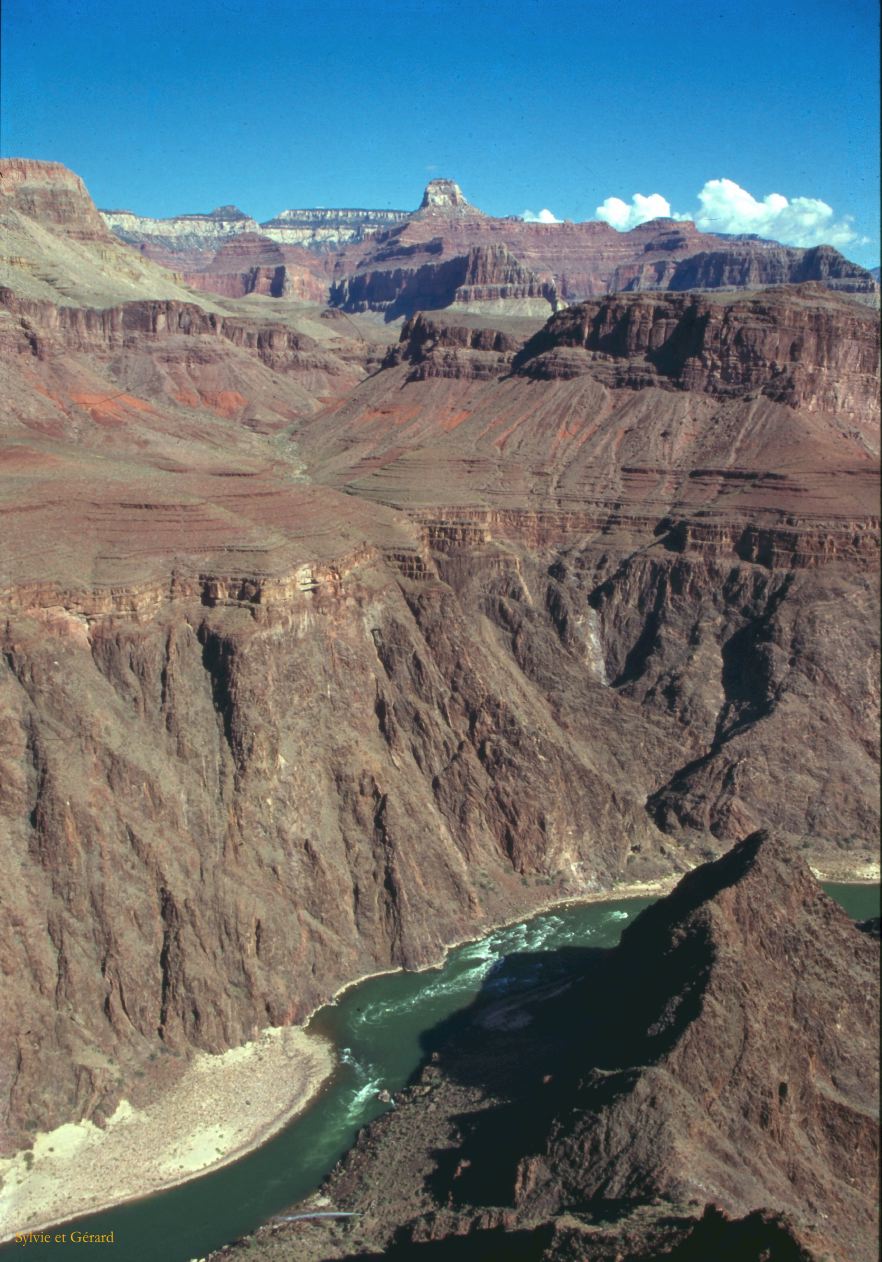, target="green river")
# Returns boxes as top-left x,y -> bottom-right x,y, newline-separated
3,882 -> 878,1261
